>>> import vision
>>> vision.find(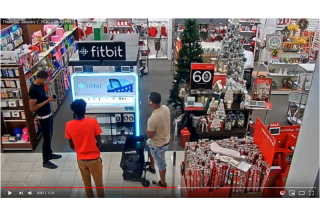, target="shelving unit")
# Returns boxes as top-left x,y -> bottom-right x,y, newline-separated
1,24 -> 78,151
286,64 -> 315,125
1,65 -> 38,151
132,19 -> 149,75
108,18 -> 132,35
239,19 -> 261,50
148,20 -> 169,59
